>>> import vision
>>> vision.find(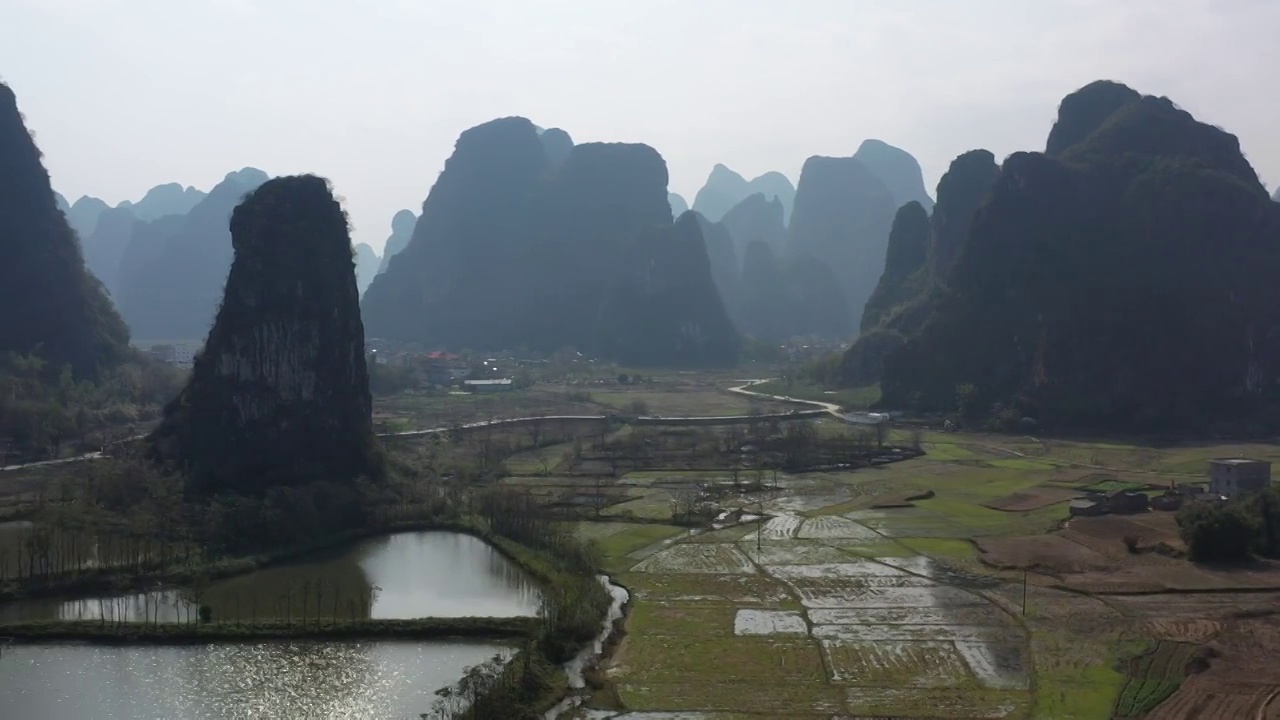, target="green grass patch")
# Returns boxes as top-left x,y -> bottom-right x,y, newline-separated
586,523 -> 688,573
1112,641 -> 1196,719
